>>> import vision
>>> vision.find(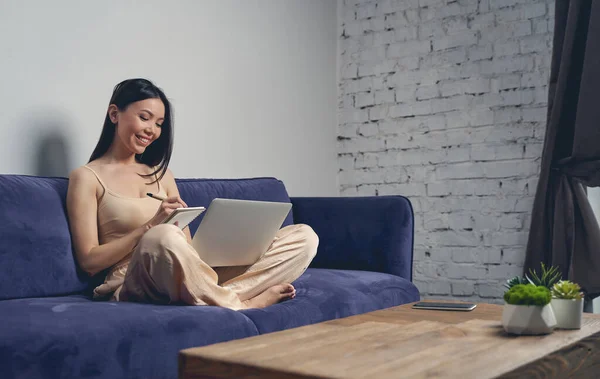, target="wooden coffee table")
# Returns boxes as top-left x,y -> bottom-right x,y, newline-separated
179,302 -> 600,378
